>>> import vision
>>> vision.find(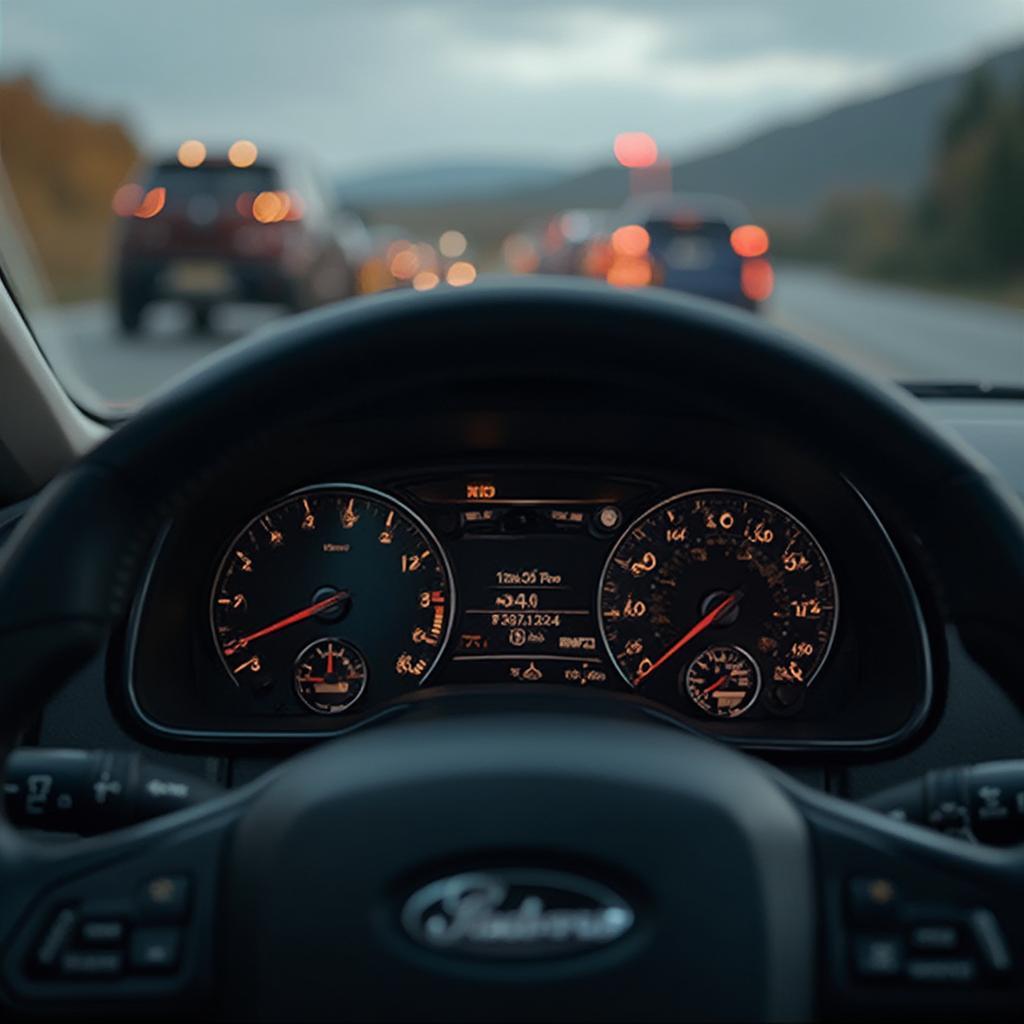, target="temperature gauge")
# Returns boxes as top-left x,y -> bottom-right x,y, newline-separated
683,645 -> 760,719
294,639 -> 368,714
